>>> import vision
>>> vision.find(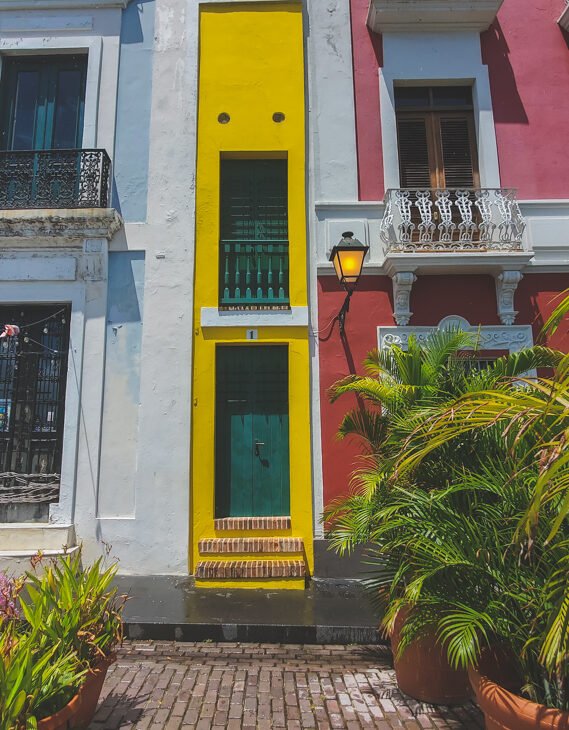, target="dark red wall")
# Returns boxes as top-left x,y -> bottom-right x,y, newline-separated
350,0 -> 569,200
318,273 -> 569,506
481,1 -> 569,198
